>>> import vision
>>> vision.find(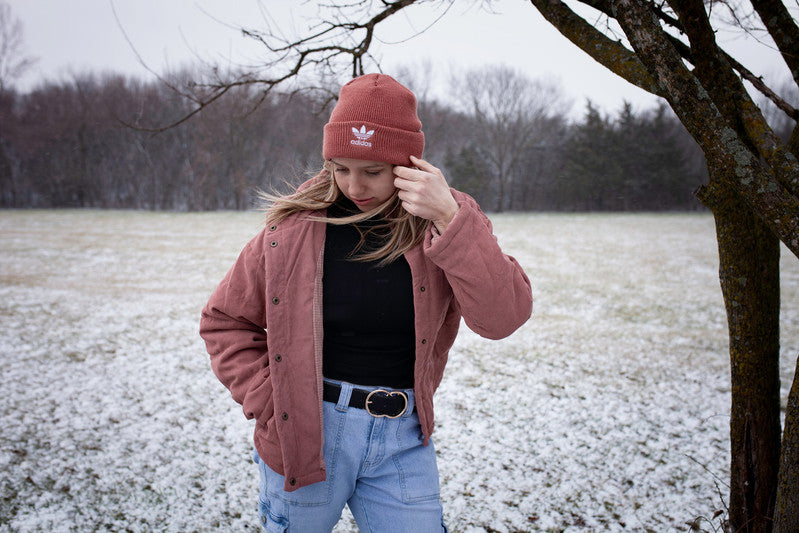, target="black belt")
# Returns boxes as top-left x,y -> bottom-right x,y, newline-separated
323,381 -> 414,419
